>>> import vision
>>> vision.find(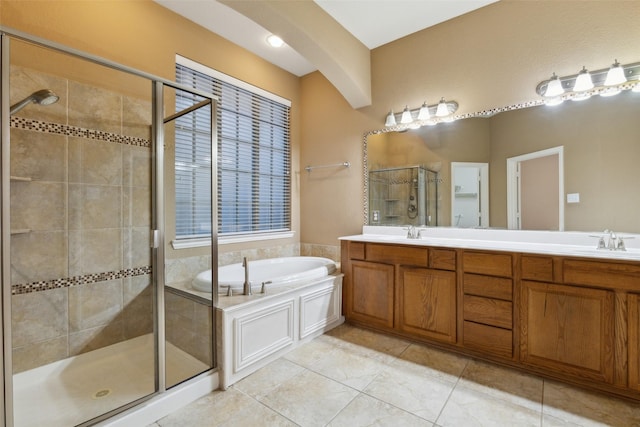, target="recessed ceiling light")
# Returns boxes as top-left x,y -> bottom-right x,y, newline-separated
266,34 -> 284,48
